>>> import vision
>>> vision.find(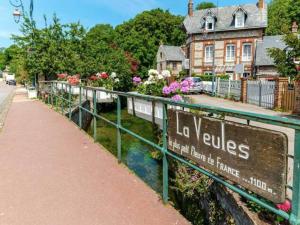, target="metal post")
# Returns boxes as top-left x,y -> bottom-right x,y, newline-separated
259,81 -> 262,107
290,129 -> 300,225
93,90 -> 97,141
55,82 -> 58,109
61,83 -> 64,115
68,85 -> 72,120
117,96 -> 122,163
51,82 -> 54,108
162,103 -> 169,204
79,86 -> 82,129
228,79 -> 231,97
